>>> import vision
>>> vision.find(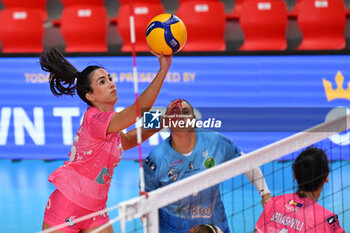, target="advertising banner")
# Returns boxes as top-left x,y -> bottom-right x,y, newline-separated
0,55 -> 349,160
